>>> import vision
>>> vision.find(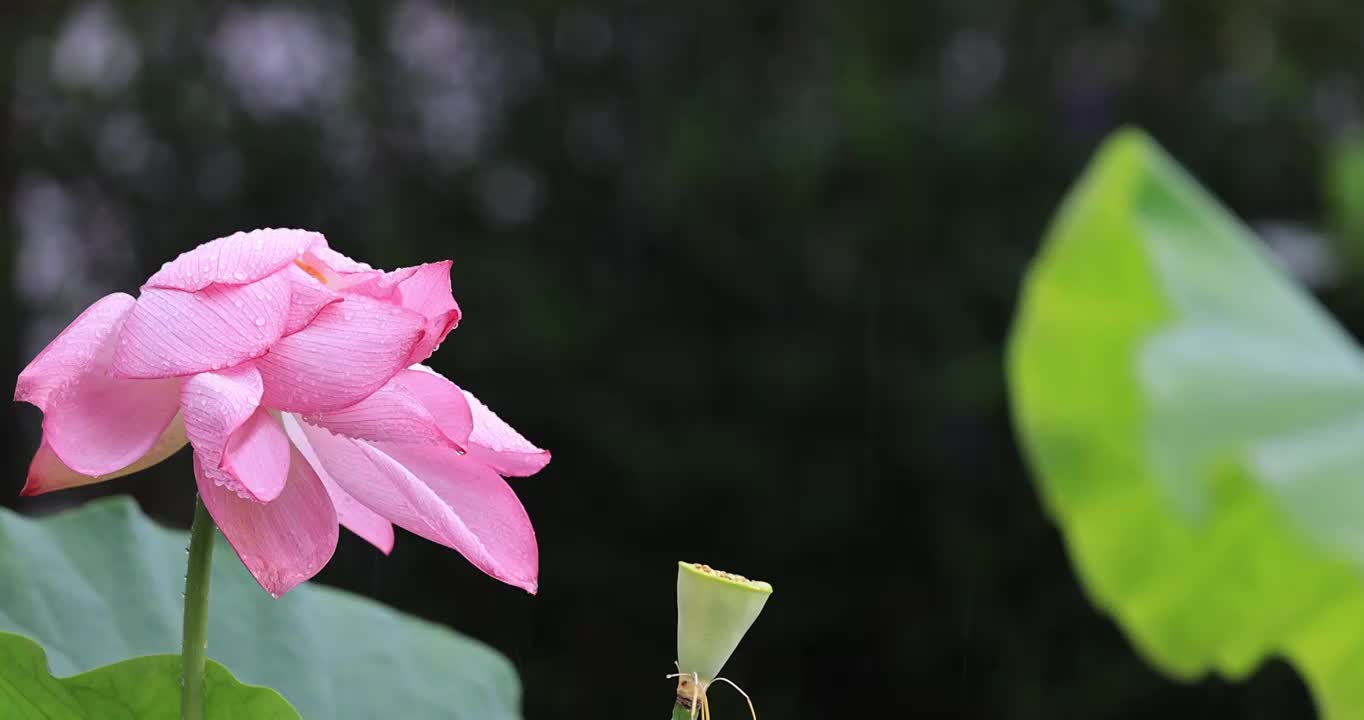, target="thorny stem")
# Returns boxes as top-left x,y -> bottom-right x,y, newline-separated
180,494 -> 216,720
